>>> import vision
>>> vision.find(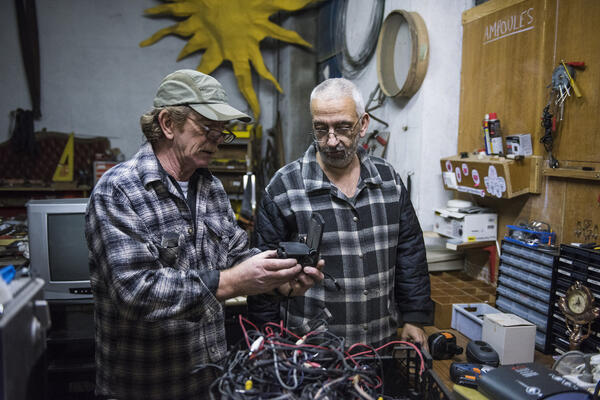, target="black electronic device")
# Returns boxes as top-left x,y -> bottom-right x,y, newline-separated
466,340 -> 499,367
428,331 -> 463,360
478,363 -> 589,400
277,213 -> 325,268
450,362 -> 494,389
